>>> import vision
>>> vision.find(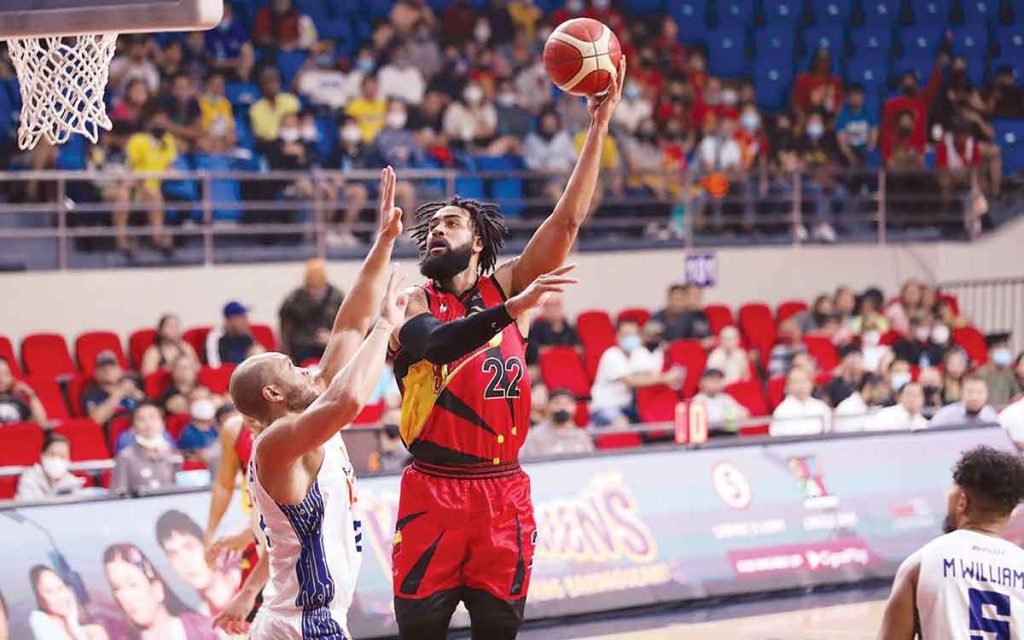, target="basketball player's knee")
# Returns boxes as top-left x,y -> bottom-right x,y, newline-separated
394,591 -> 460,638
